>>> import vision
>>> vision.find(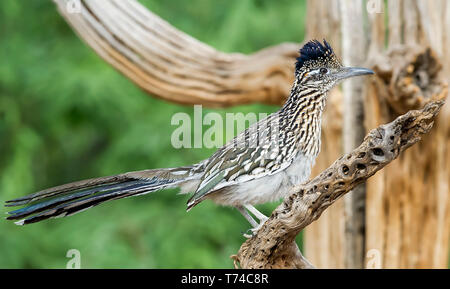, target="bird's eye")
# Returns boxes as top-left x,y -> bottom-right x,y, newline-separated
320,68 -> 328,74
